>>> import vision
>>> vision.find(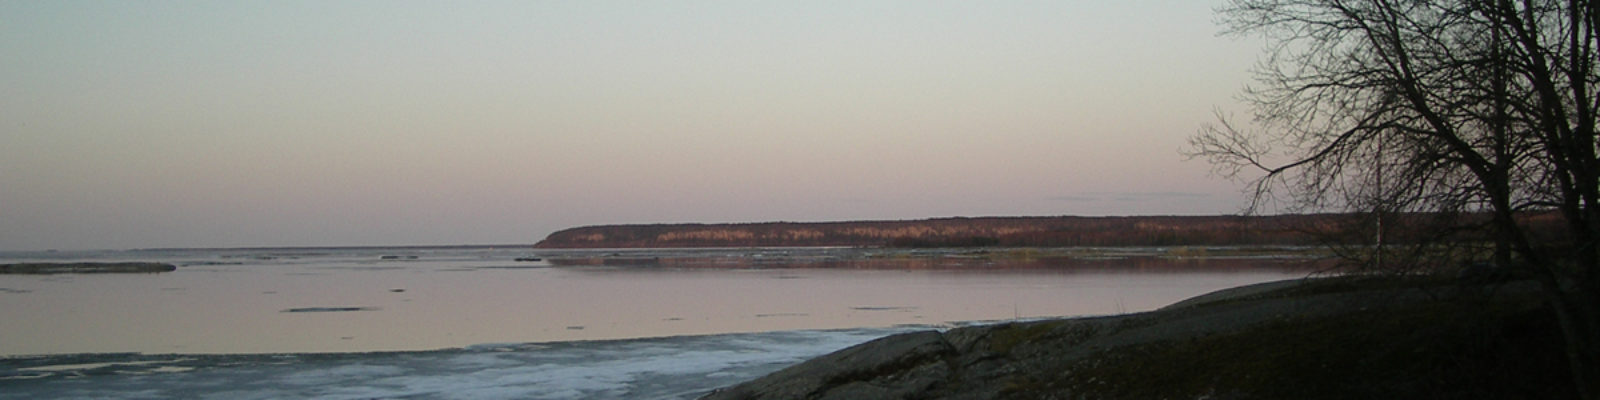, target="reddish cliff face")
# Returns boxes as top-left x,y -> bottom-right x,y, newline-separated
532,215 -> 1339,249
